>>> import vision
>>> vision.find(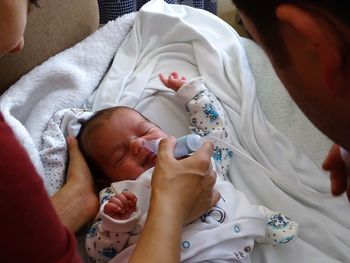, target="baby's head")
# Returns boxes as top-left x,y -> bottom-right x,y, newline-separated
77,106 -> 167,188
